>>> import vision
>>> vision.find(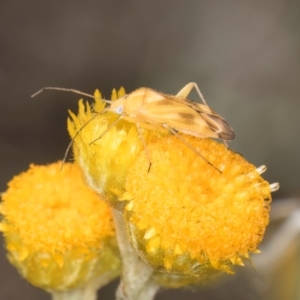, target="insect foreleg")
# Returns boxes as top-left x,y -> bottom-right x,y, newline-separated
163,124 -> 222,174
61,110 -> 109,169
136,123 -> 152,172
176,82 -> 208,105
89,115 -> 123,145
